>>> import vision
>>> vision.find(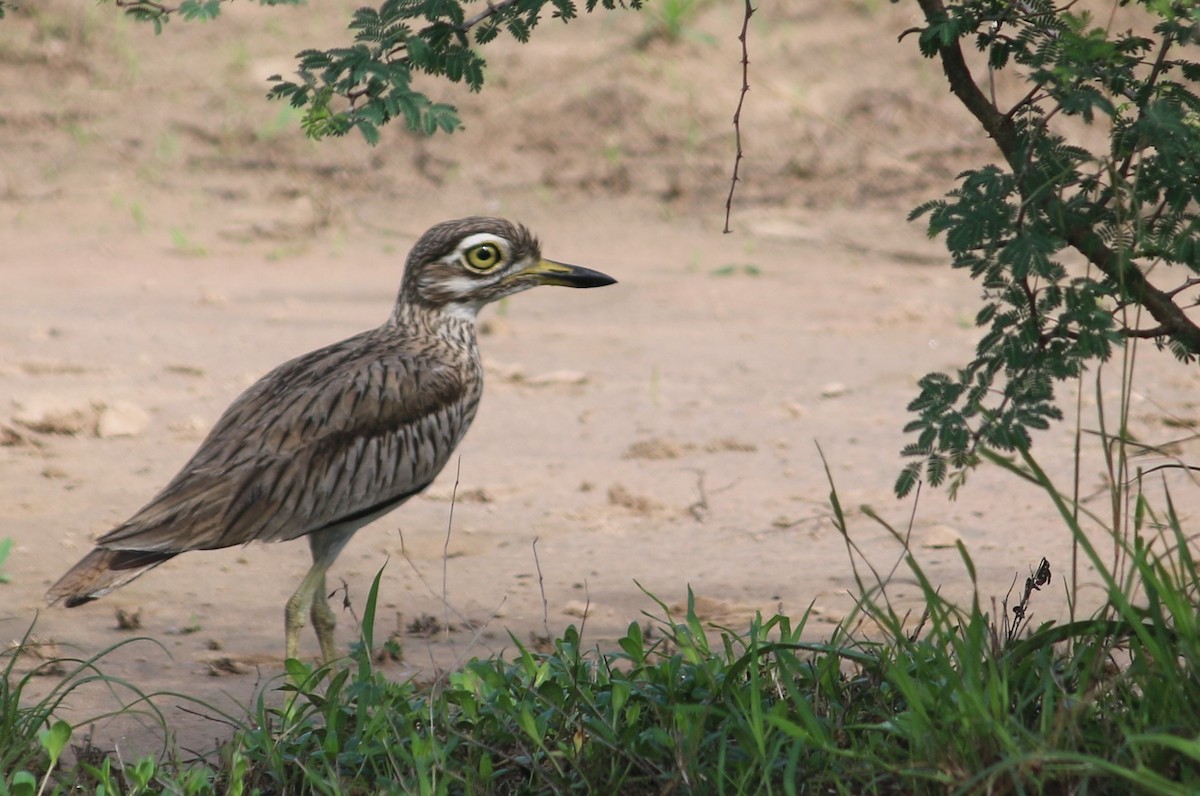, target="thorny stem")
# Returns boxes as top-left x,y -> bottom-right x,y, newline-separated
460,0 -> 523,31
724,0 -> 755,234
